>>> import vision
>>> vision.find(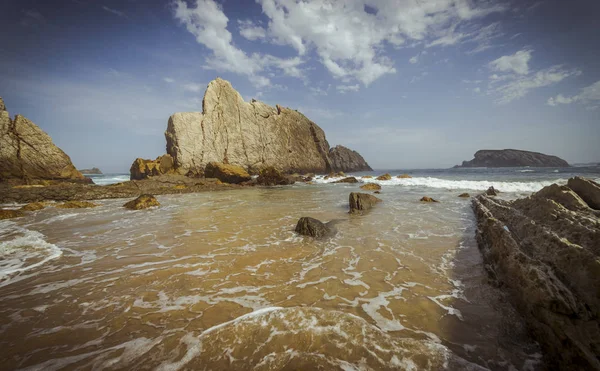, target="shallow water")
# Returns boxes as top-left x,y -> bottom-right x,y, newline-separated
3,168 -> 599,370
